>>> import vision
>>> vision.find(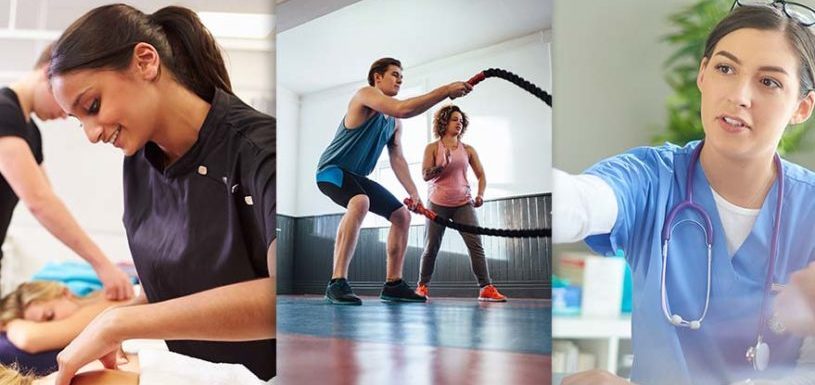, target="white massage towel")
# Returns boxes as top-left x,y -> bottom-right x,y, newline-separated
138,349 -> 271,385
